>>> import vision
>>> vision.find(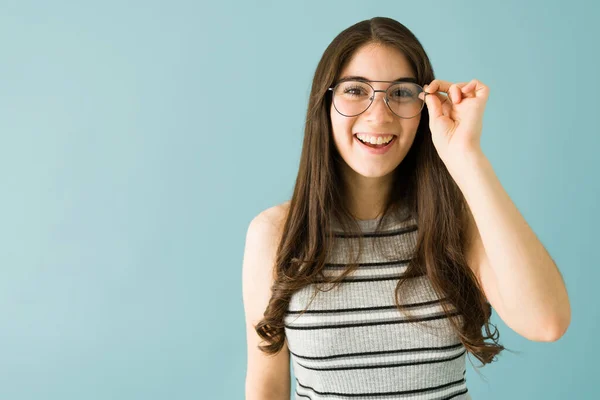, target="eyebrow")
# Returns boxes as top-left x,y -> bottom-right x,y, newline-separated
339,75 -> 418,83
